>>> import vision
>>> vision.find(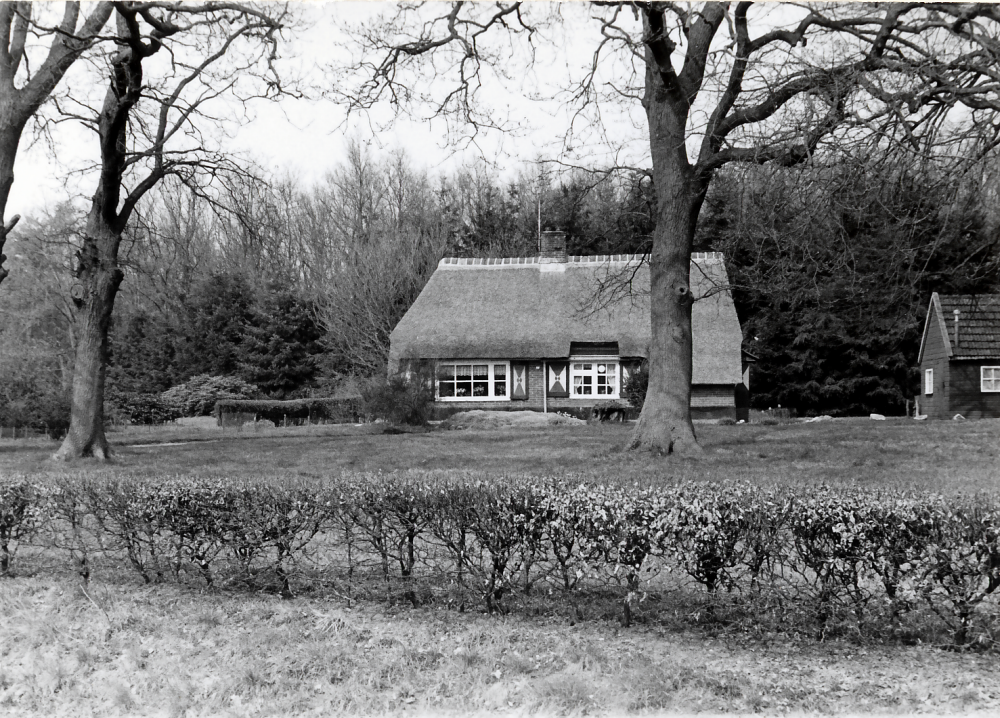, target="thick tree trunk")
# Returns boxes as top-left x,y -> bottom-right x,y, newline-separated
0,120 -> 25,286
628,60 -> 707,456
54,215 -> 123,461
